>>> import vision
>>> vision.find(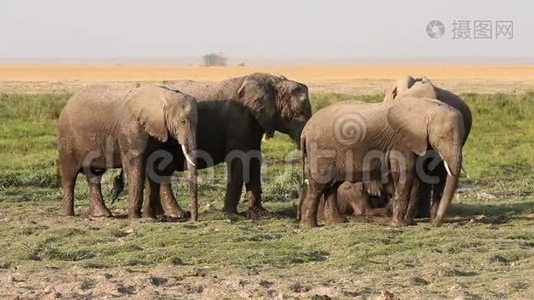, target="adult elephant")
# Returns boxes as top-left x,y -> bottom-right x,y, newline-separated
299,97 -> 465,228
384,76 -> 472,220
113,73 -> 312,218
58,85 -> 198,220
